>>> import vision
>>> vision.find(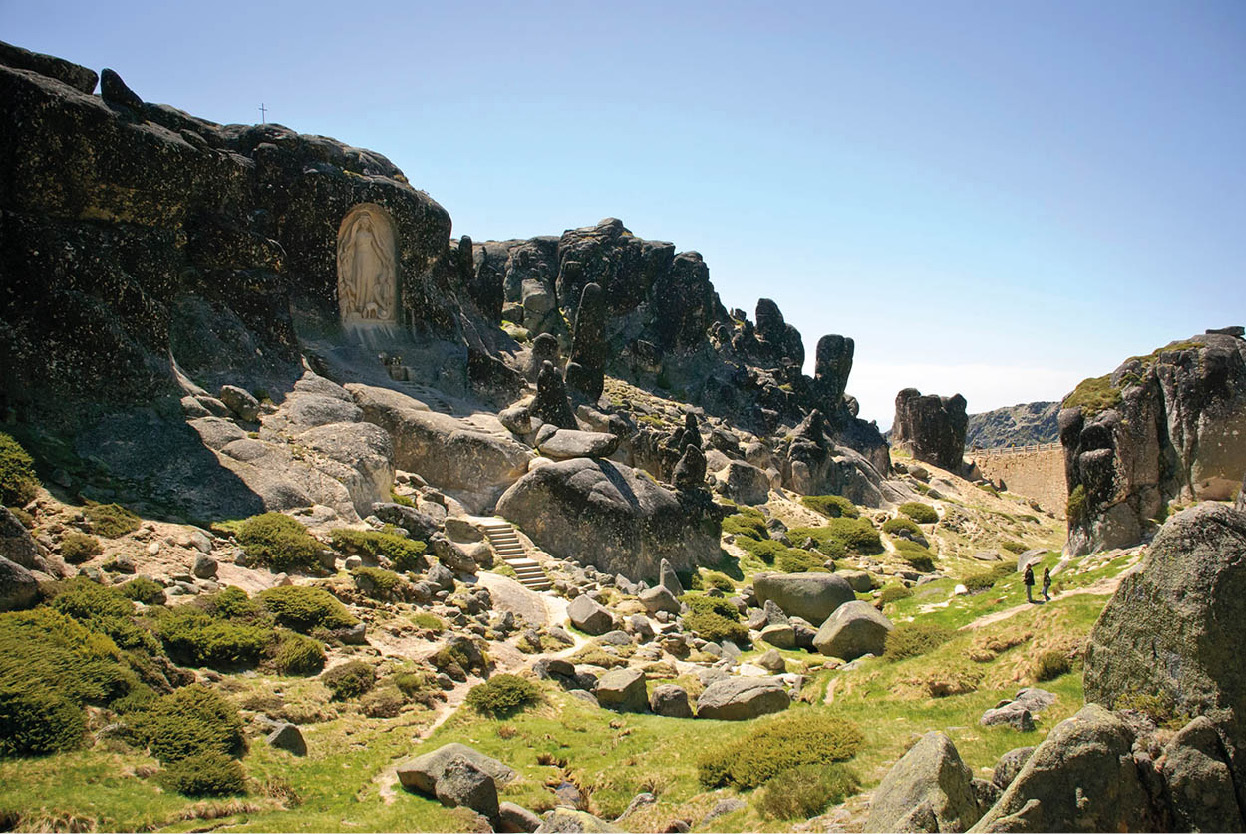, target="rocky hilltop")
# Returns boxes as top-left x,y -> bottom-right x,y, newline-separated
1059,329 -> 1246,554
966,402 -> 1059,450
